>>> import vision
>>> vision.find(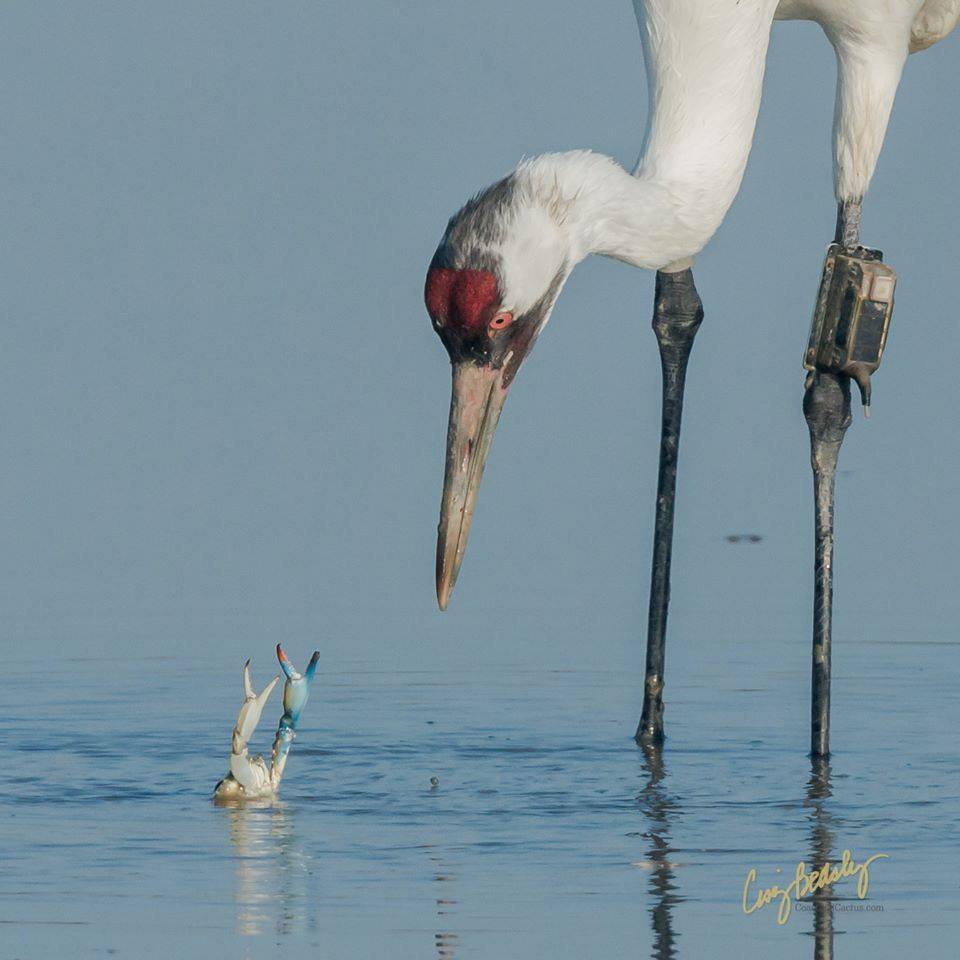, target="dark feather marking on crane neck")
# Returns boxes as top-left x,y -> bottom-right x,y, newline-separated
500,264 -> 566,387
442,174 -> 519,256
